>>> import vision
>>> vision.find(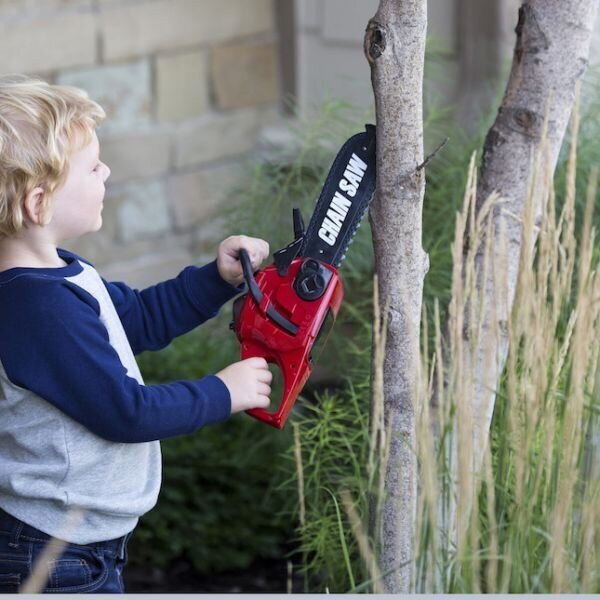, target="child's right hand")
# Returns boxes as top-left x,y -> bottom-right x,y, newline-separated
216,357 -> 272,414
